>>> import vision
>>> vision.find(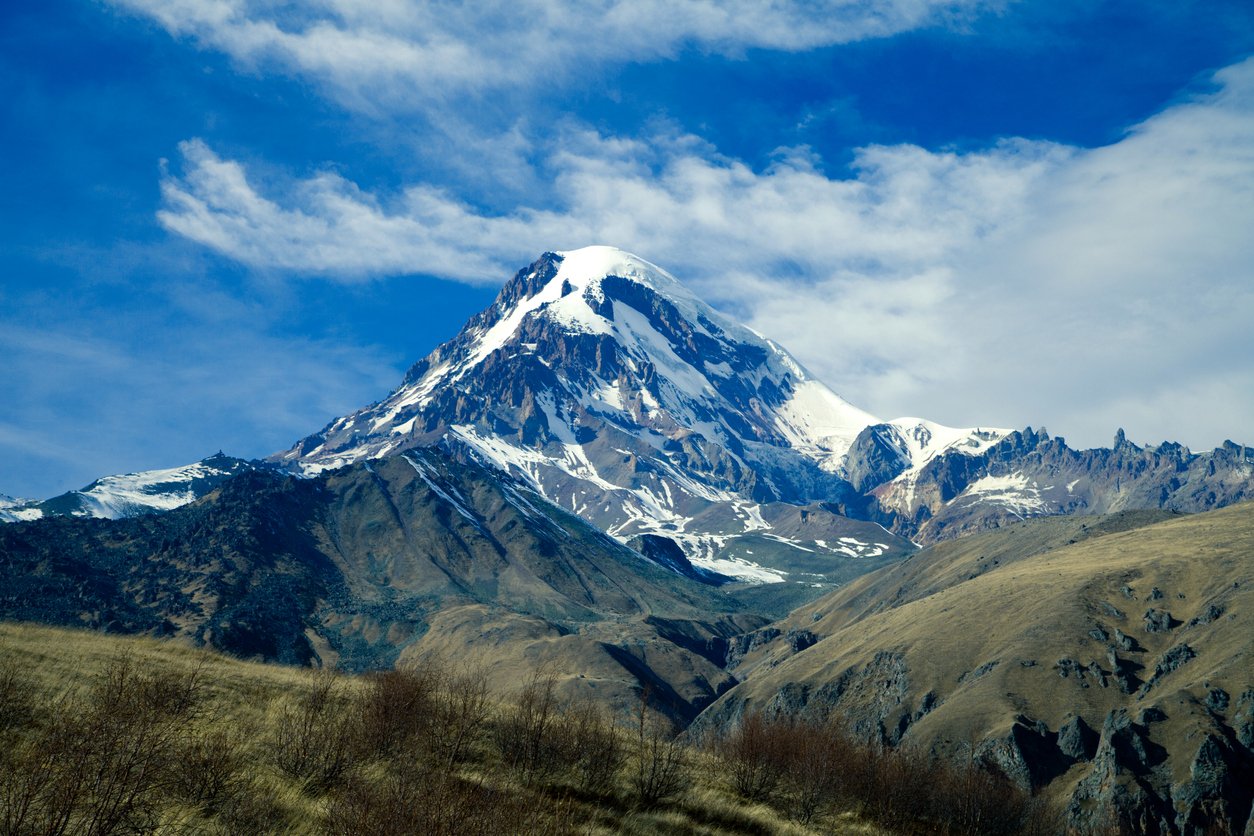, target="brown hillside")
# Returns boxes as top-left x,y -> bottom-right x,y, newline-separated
695,503 -> 1254,833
